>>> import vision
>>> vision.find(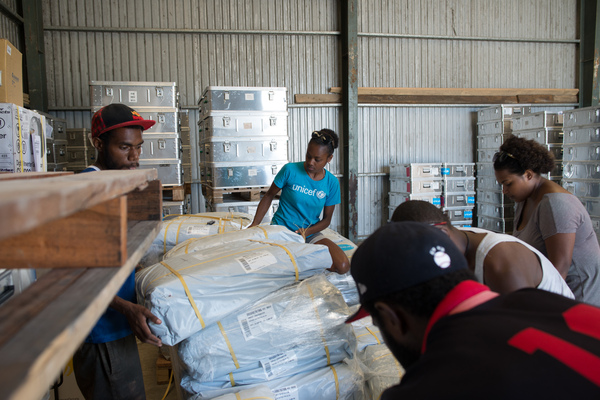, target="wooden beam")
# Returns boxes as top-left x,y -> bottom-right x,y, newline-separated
0,169 -> 157,241
0,196 -> 128,268
328,87 -> 579,96
294,94 -> 342,104
128,179 -> 163,221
